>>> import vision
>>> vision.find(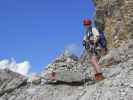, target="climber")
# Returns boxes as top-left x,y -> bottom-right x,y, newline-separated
82,19 -> 106,81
